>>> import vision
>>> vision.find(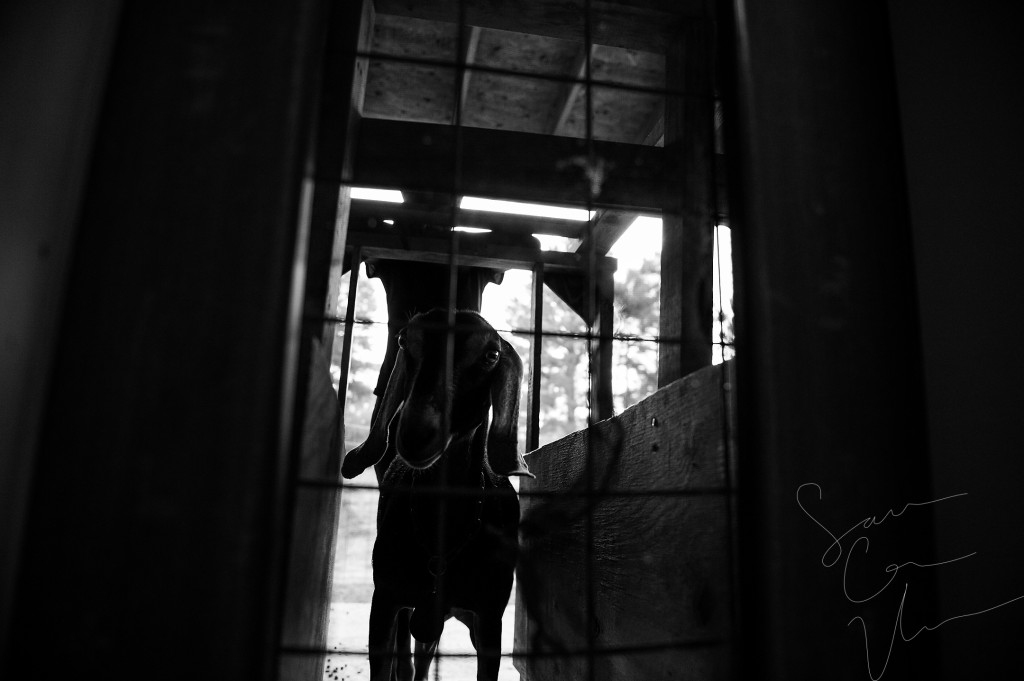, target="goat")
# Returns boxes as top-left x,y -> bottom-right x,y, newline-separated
342,309 -> 531,681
